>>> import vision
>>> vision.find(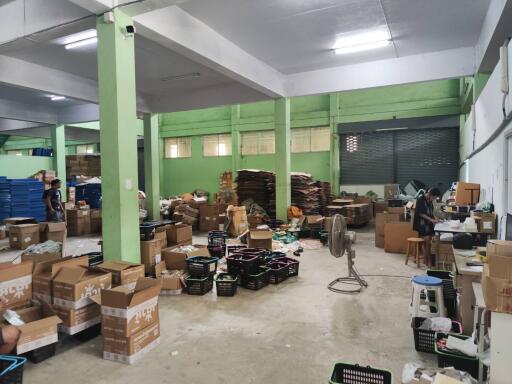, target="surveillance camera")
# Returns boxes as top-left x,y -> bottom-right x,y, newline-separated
123,25 -> 136,37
